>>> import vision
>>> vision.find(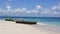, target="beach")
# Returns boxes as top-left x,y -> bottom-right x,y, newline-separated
0,20 -> 60,34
